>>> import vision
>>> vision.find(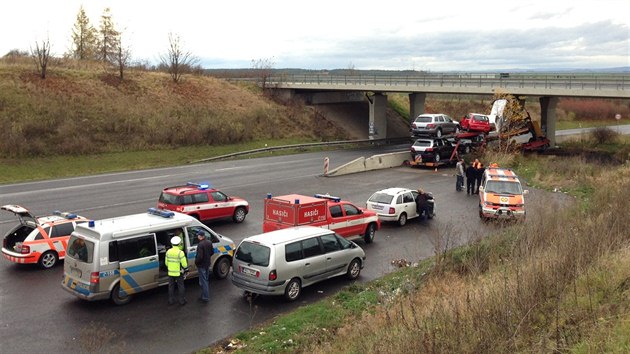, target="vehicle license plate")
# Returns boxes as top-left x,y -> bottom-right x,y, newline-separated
242,267 -> 257,277
372,204 -> 383,210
